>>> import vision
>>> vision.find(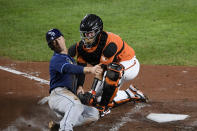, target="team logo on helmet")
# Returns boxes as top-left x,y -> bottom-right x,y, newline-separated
46,28 -> 63,44
47,31 -> 56,40
48,31 -> 56,37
